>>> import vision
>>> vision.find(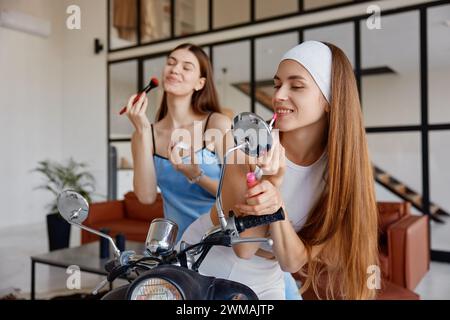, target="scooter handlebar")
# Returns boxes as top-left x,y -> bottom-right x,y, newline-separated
233,207 -> 285,233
